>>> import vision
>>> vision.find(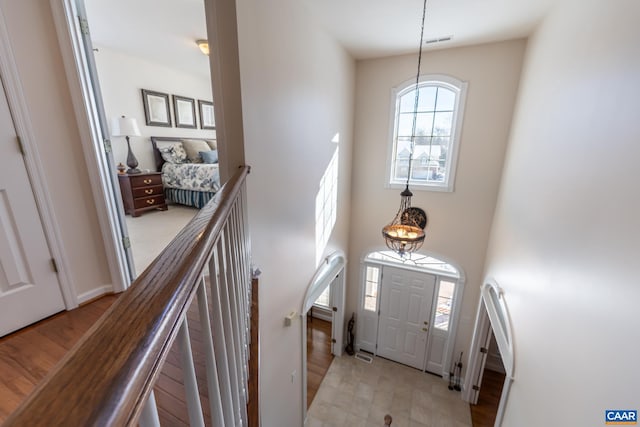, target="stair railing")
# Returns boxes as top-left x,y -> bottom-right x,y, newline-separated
5,166 -> 255,426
